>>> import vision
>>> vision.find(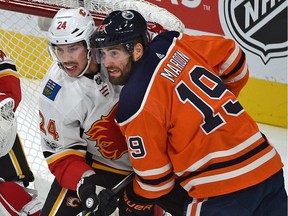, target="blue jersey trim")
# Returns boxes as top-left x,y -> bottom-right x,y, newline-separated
116,31 -> 180,123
